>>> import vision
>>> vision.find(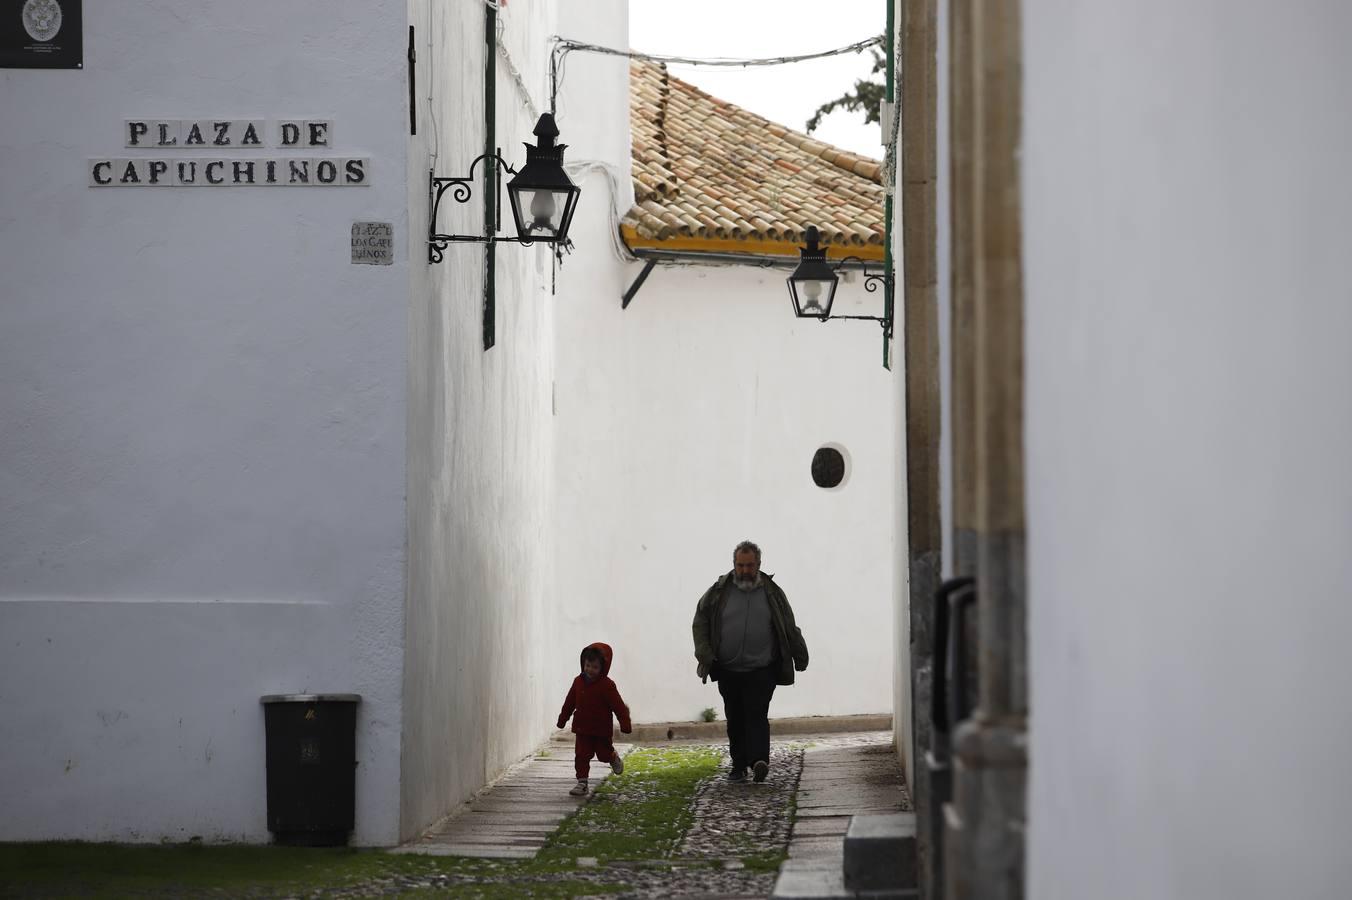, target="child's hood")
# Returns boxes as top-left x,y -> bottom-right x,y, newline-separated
578,641 -> 613,677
